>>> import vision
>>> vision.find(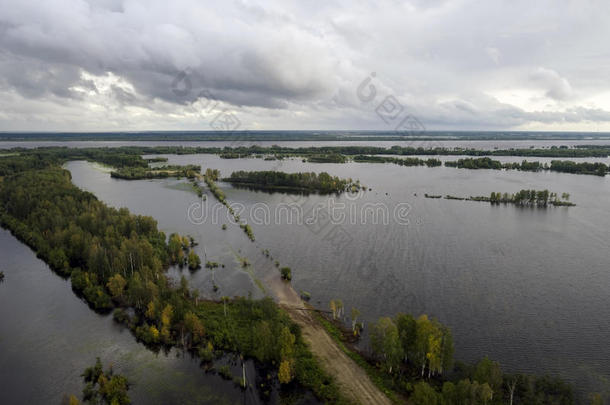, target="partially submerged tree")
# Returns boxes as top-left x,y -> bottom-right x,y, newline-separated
81,358 -> 130,405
